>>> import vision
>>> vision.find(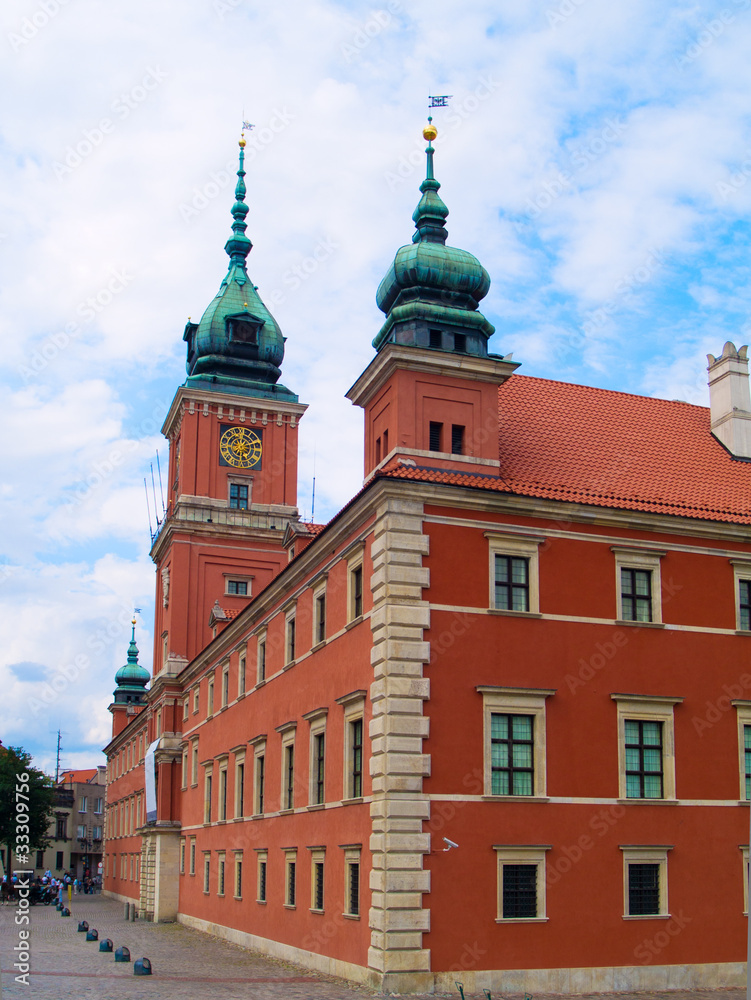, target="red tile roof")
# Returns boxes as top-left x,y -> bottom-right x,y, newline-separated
382,375 -> 751,524
59,768 -> 99,785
